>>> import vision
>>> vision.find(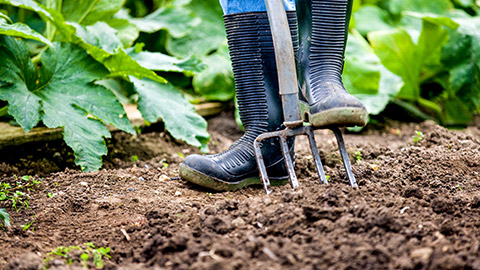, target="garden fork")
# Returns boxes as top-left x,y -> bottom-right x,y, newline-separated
253,0 -> 358,194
